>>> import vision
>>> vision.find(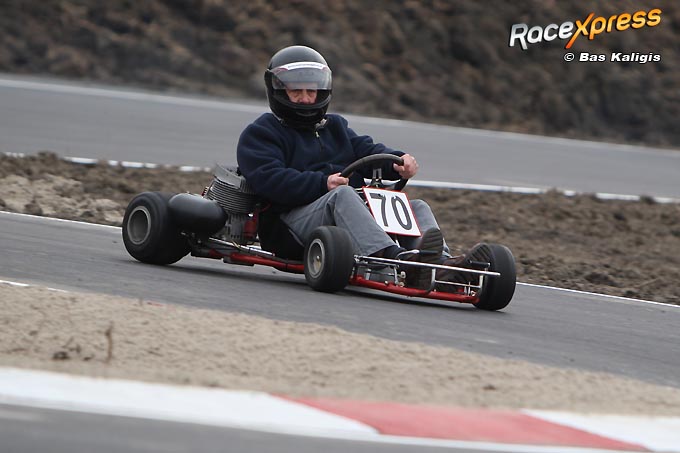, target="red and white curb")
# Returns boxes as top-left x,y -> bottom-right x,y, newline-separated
0,368 -> 678,452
